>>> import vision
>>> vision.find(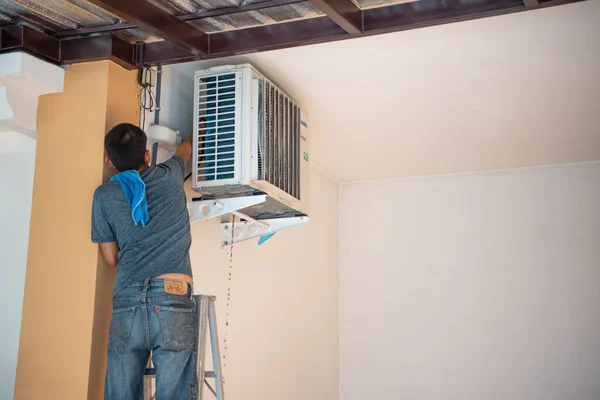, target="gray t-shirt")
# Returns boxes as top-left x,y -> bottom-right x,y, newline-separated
92,156 -> 192,296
